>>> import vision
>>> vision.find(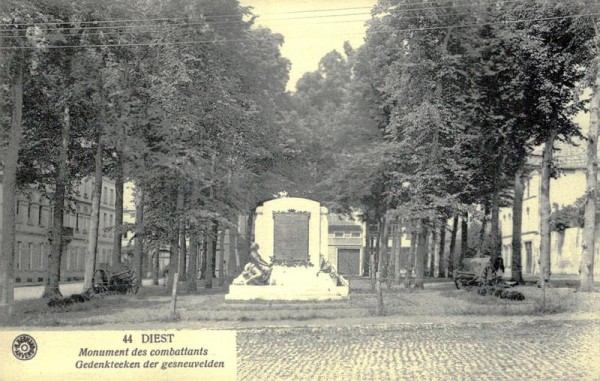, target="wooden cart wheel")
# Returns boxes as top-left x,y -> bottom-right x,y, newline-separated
454,277 -> 462,289
92,269 -> 110,294
128,284 -> 139,295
